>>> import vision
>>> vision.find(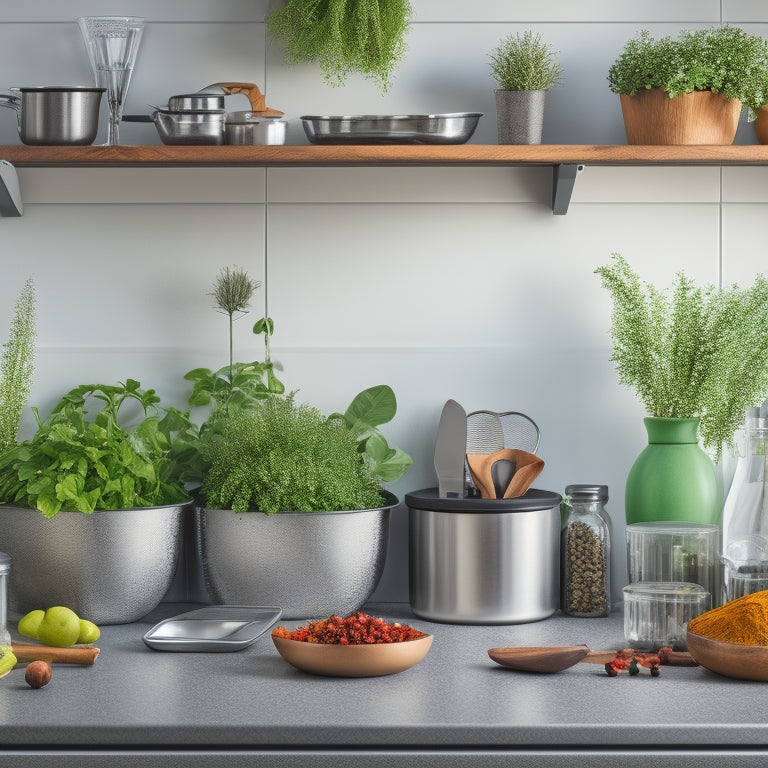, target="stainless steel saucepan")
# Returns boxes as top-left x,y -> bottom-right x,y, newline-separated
0,86 -> 105,145
123,109 -> 226,145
